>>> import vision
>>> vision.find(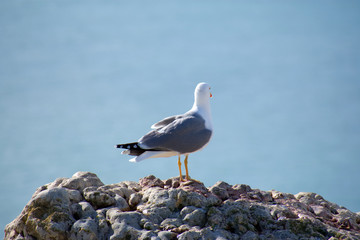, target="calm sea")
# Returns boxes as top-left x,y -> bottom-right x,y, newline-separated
1,0 -> 360,236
